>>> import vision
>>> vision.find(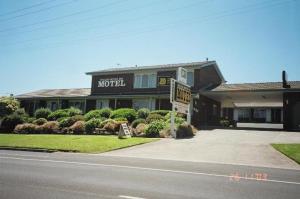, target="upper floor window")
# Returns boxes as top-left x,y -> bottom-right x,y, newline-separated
187,71 -> 194,86
134,73 -> 157,88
